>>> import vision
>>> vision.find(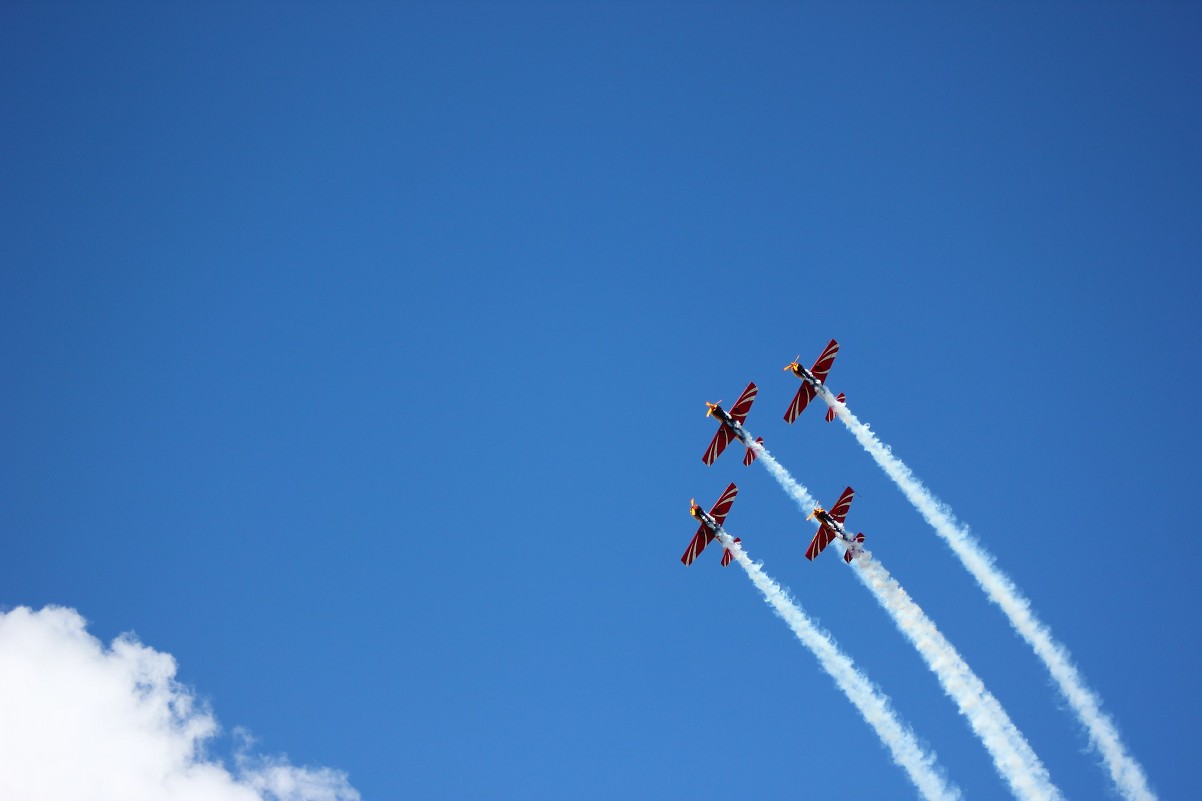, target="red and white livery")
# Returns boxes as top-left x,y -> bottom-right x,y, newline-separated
783,339 -> 842,424
701,382 -> 762,466
680,482 -> 742,567
805,486 -> 866,564
825,393 -> 847,423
